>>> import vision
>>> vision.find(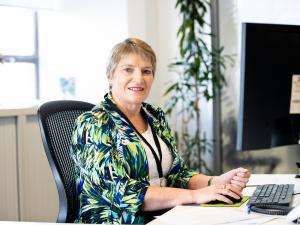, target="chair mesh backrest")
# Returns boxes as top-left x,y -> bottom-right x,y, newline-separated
38,101 -> 94,222
46,110 -> 83,219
